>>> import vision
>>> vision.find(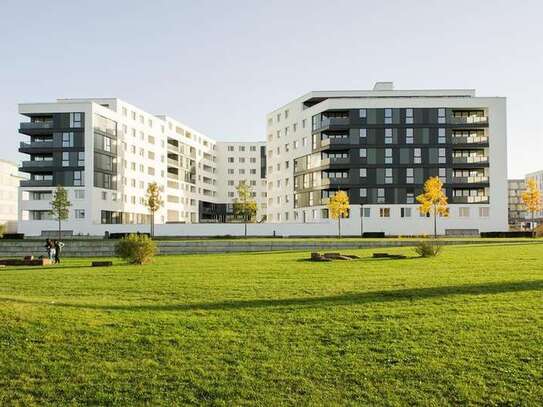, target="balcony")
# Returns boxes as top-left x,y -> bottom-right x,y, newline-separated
19,140 -> 55,152
20,179 -> 53,187
19,121 -> 54,135
449,116 -> 488,125
452,176 -> 489,184
452,195 -> 489,204
21,160 -> 55,171
321,137 -> 352,148
452,135 -> 489,145
321,177 -> 351,187
452,155 -> 489,164
167,158 -> 178,167
314,117 -> 350,131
